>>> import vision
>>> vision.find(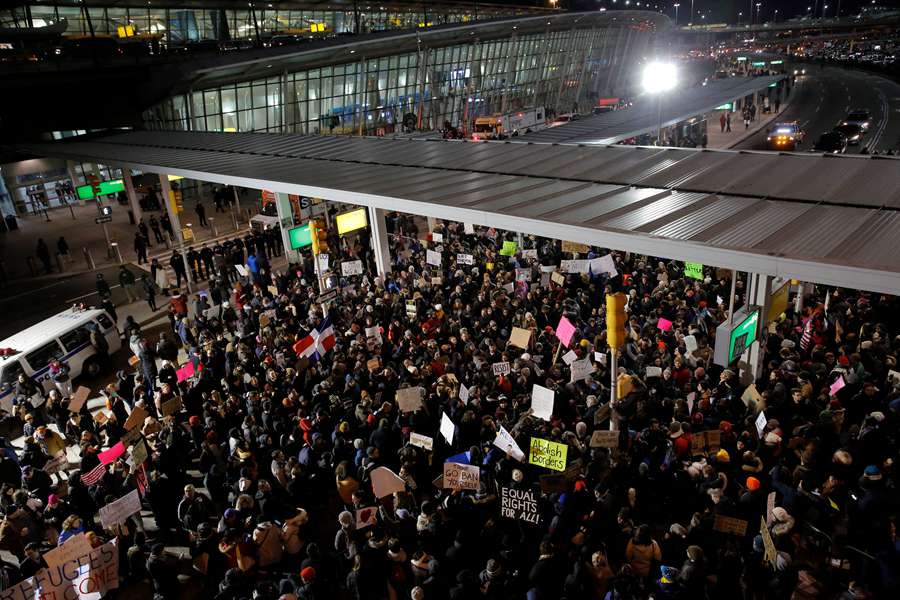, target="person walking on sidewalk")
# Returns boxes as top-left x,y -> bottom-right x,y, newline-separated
118,265 -> 138,303
719,112 -> 726,133
149,216 -> 164,244
170,250 -> 188,289
749,103 -> 757,122
142,274 -> 158,312
134,233 -> 148,265
726,111 -> 732,132
161,213 -> 174,240
57,237 -> 70,264
195,201 -> 208,228
35,239 -> 52,274
96,273 -> 111,299
138,219 -> 151,247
